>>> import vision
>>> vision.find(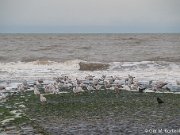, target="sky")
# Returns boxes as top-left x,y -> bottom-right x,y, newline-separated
0,0 -> 180,33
